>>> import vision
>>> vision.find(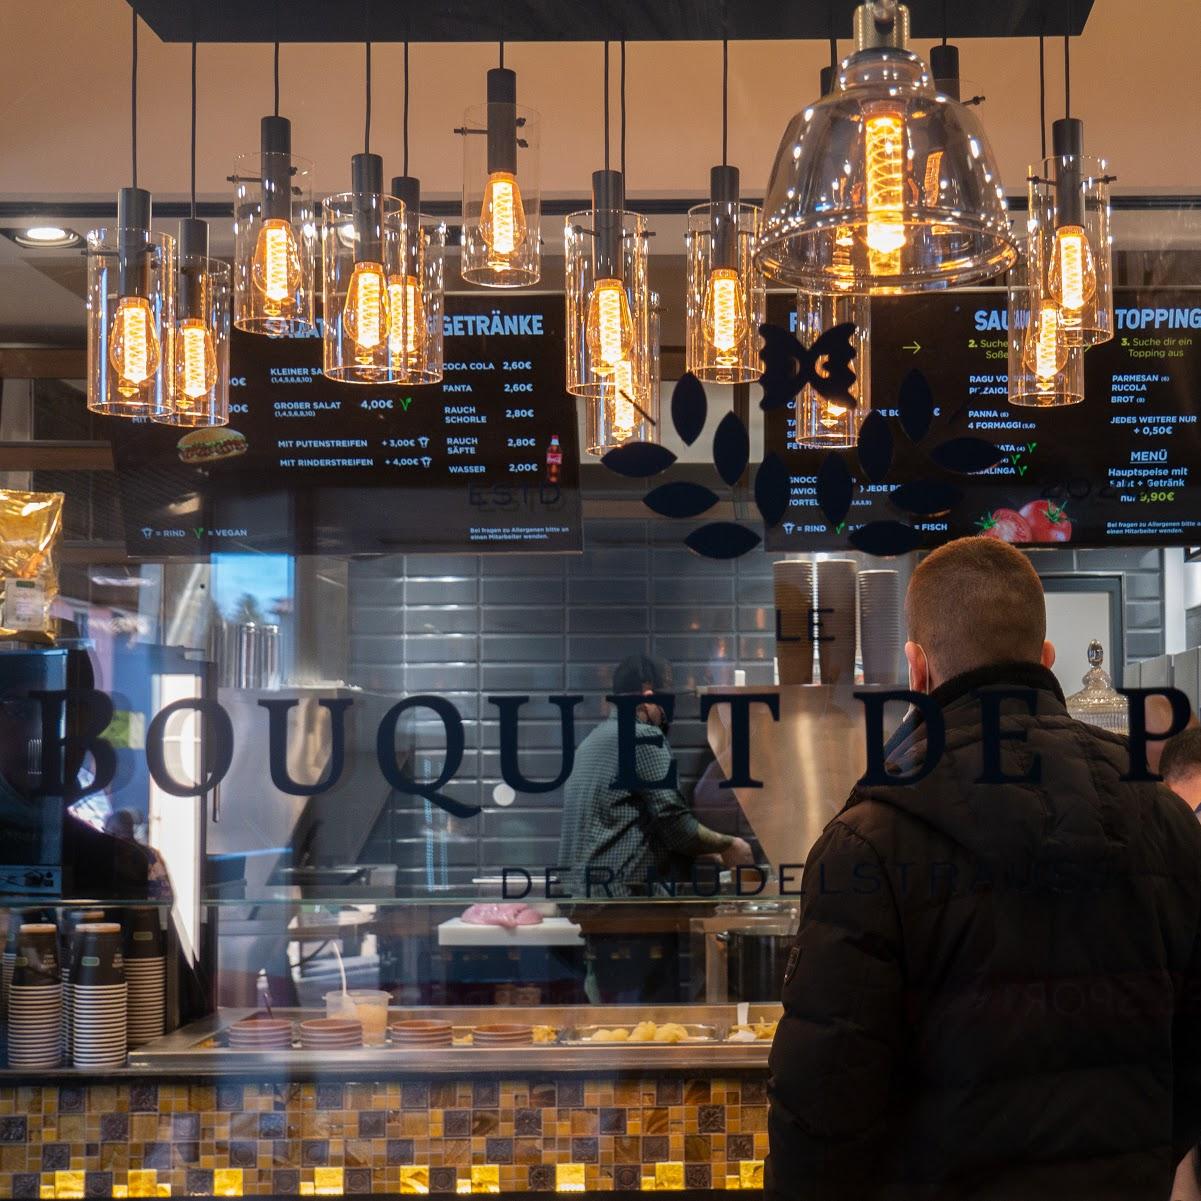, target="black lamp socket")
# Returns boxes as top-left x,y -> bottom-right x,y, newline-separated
260,115 -> 293,223
709,164 -> 741,270
486,67 -> 518,176
116,186 -> 152,298
1052,117 -> 1085,228
592,168 -> 625,281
